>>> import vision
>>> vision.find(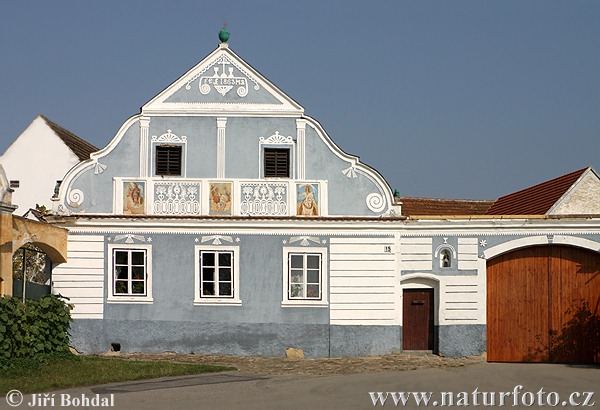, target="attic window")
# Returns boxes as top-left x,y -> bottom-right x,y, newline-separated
264,148 -> 290,178
155,145 -> 182,176
9,181 -> 19,189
